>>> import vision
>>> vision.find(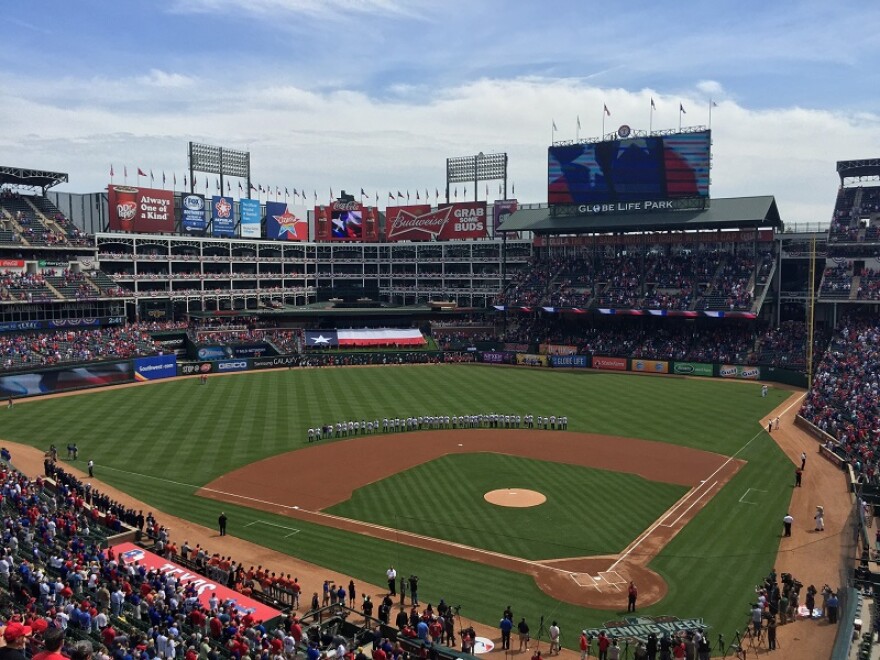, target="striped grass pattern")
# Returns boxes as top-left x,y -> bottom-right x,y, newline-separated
1,365 -> 794,647
327,453 -> 688,560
